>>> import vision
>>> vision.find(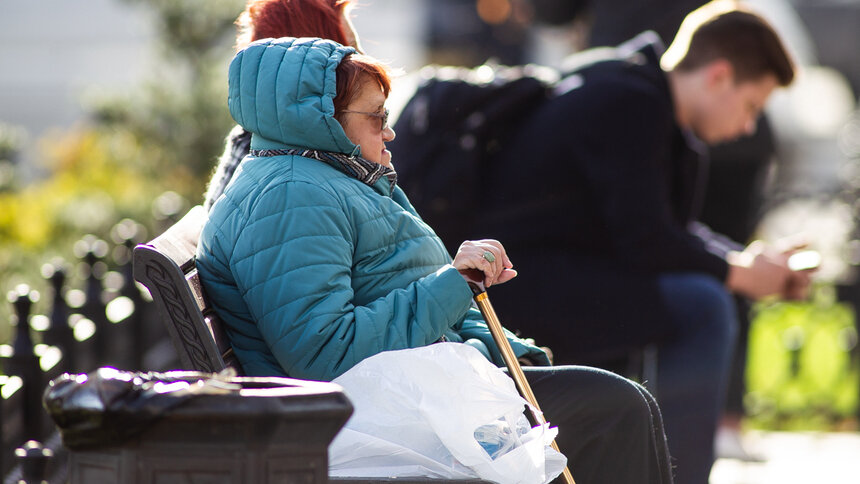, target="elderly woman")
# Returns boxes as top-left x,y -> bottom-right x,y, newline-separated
197,37 -> 673,484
